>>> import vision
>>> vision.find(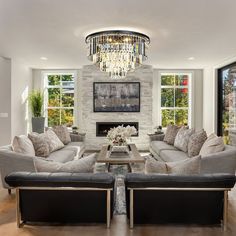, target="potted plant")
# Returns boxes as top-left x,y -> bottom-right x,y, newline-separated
29,90 -> 45,133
